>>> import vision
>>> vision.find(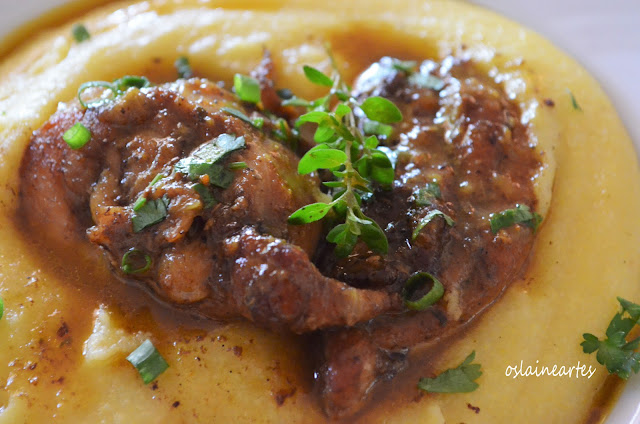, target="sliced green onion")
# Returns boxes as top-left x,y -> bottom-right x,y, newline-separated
77,81 -> 116,108
0,296 -> 4,320
127,339 -> 169,384
490,204 -> 542,233
402,272 -> 445,311
412,209 -> 454,240
71,24 -> 90,43
228,161 -> 248,170
62,122 -> 91,149
121,248 -> 152,274
233,74 -> 261,104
